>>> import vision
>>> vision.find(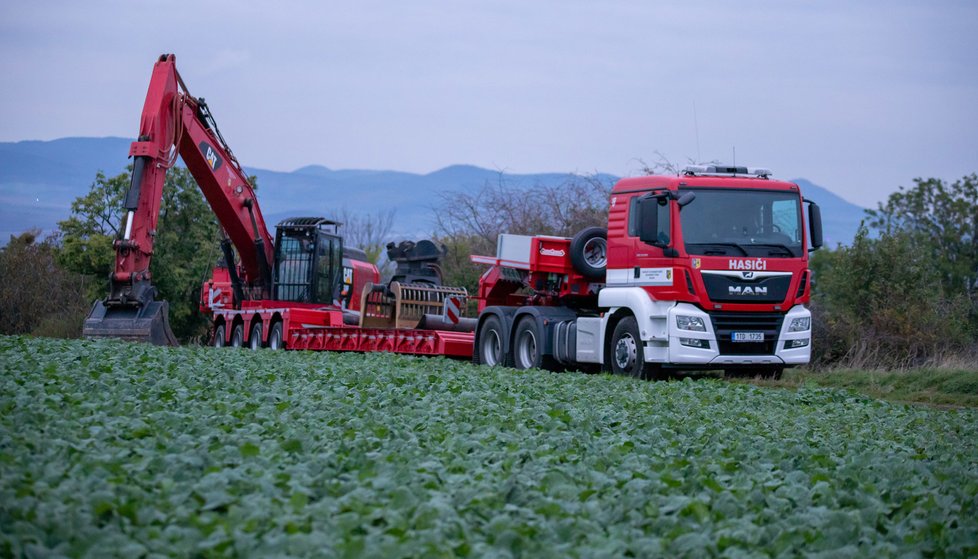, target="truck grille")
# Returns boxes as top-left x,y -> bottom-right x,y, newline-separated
708,312 -> 784,355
